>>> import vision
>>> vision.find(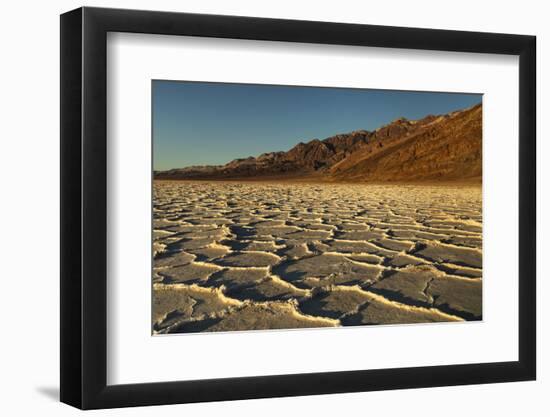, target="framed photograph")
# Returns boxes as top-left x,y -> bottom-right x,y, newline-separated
60,6 -> 536,409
